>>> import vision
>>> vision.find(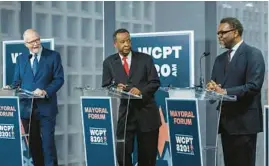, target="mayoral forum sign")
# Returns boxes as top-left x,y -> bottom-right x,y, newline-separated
0,97 -> 23,166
